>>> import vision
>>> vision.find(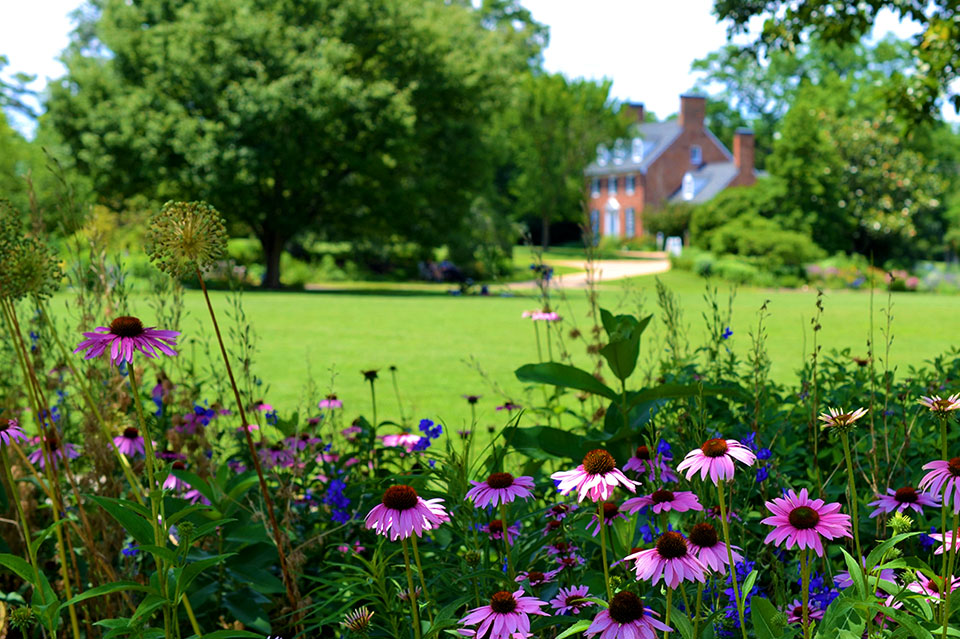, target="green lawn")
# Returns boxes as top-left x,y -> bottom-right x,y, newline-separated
129,268 -> 960,433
